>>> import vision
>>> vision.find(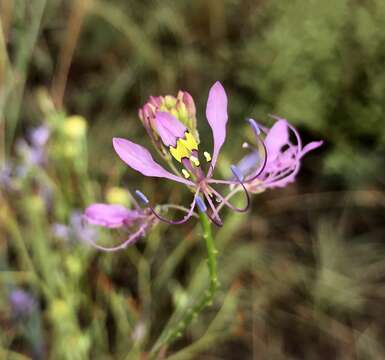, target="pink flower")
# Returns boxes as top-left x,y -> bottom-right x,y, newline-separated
239,117 -> 323,192
83,204 -> 156,251
113,82 -> 256,226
